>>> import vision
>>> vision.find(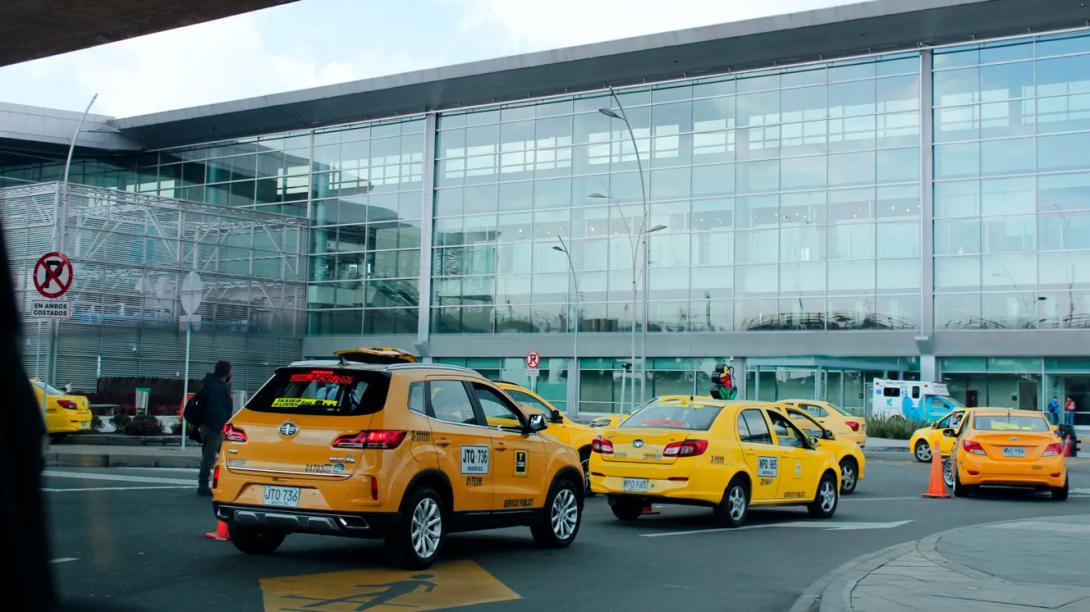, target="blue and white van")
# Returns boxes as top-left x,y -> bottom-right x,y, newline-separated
871,379 -> 963,422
